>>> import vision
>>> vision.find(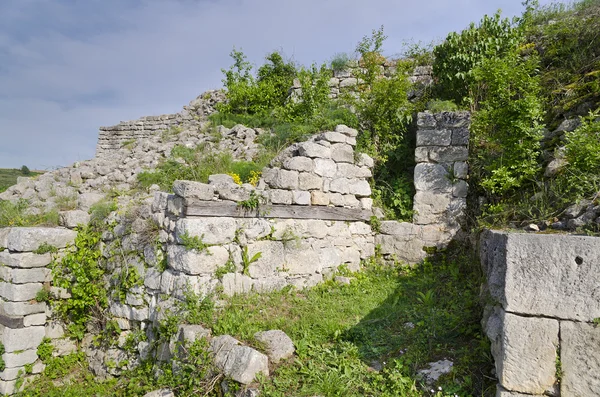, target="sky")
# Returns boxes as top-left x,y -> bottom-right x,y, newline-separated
0,0 -> 555,170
